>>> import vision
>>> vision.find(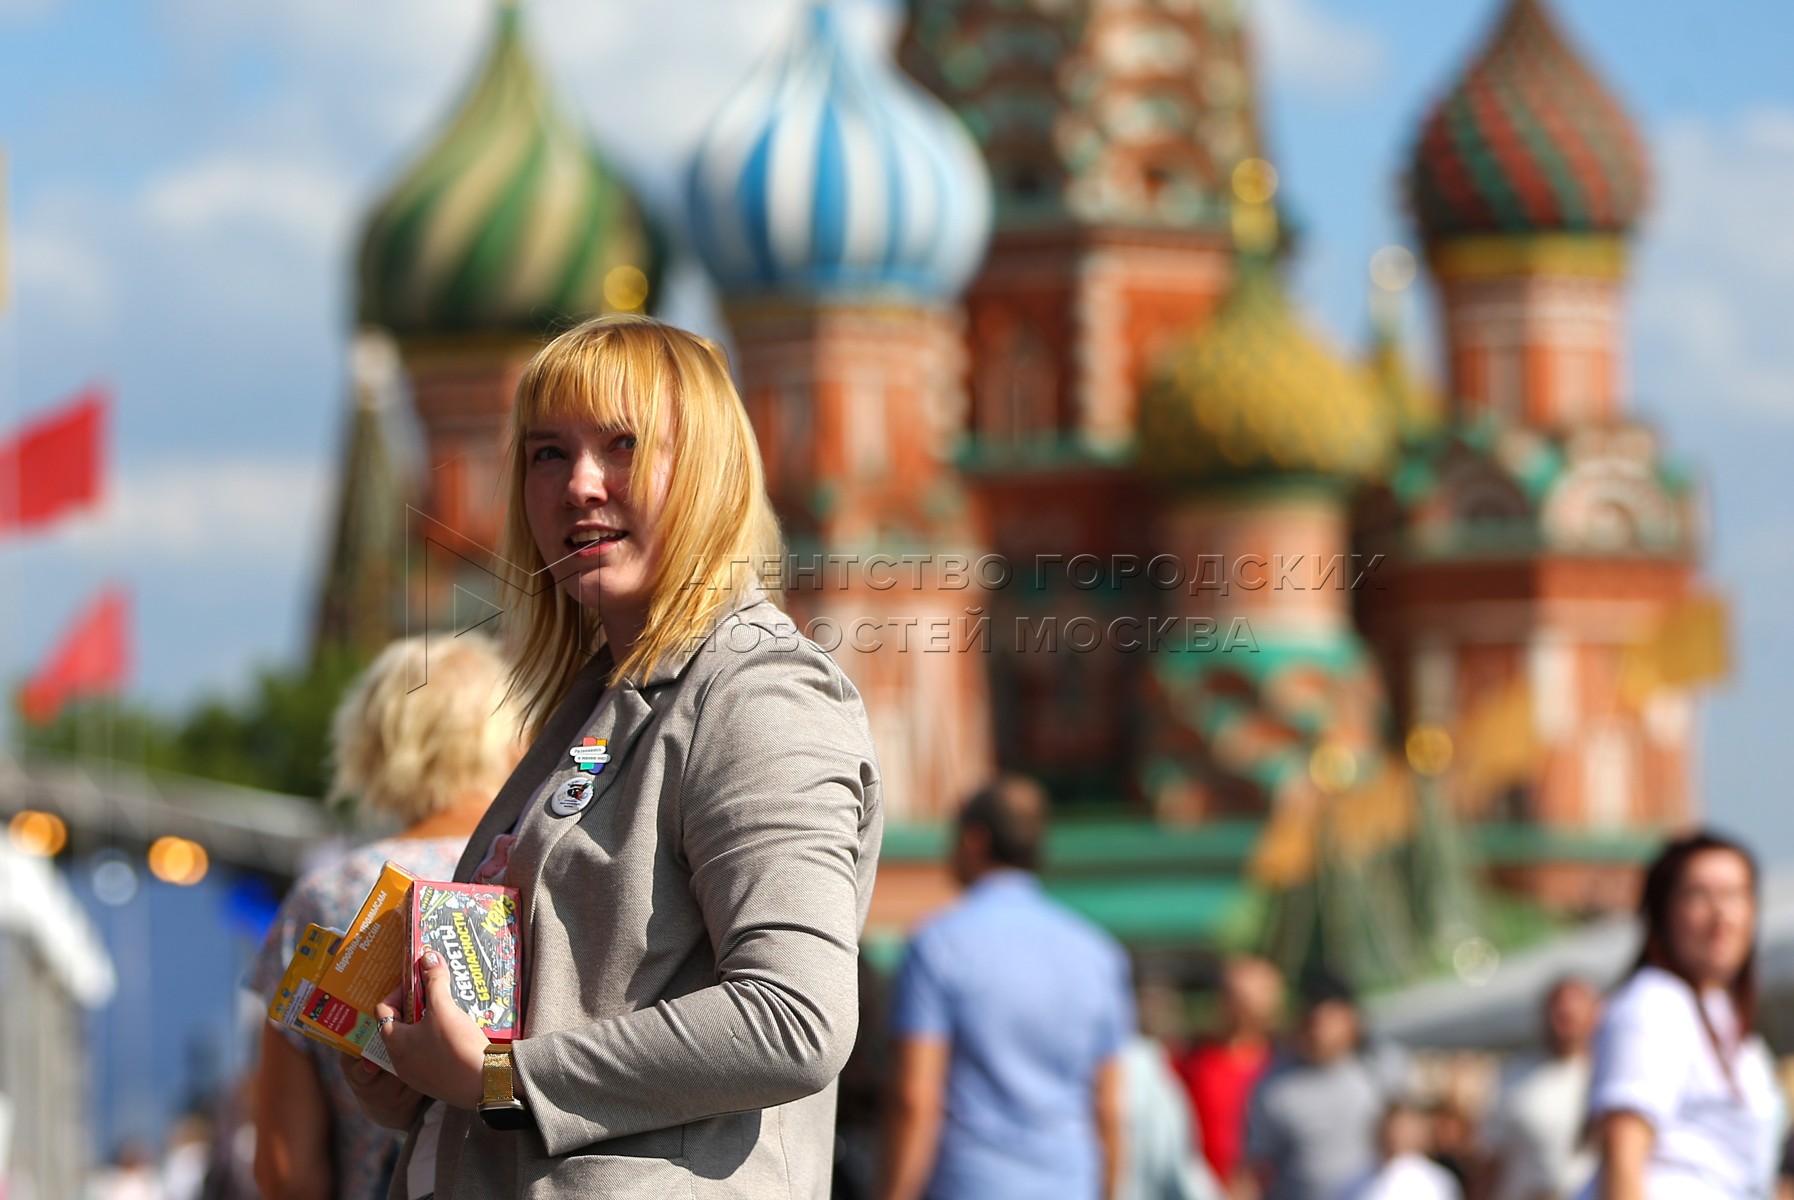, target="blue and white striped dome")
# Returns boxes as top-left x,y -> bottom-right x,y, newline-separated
686,2 -> 993,302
